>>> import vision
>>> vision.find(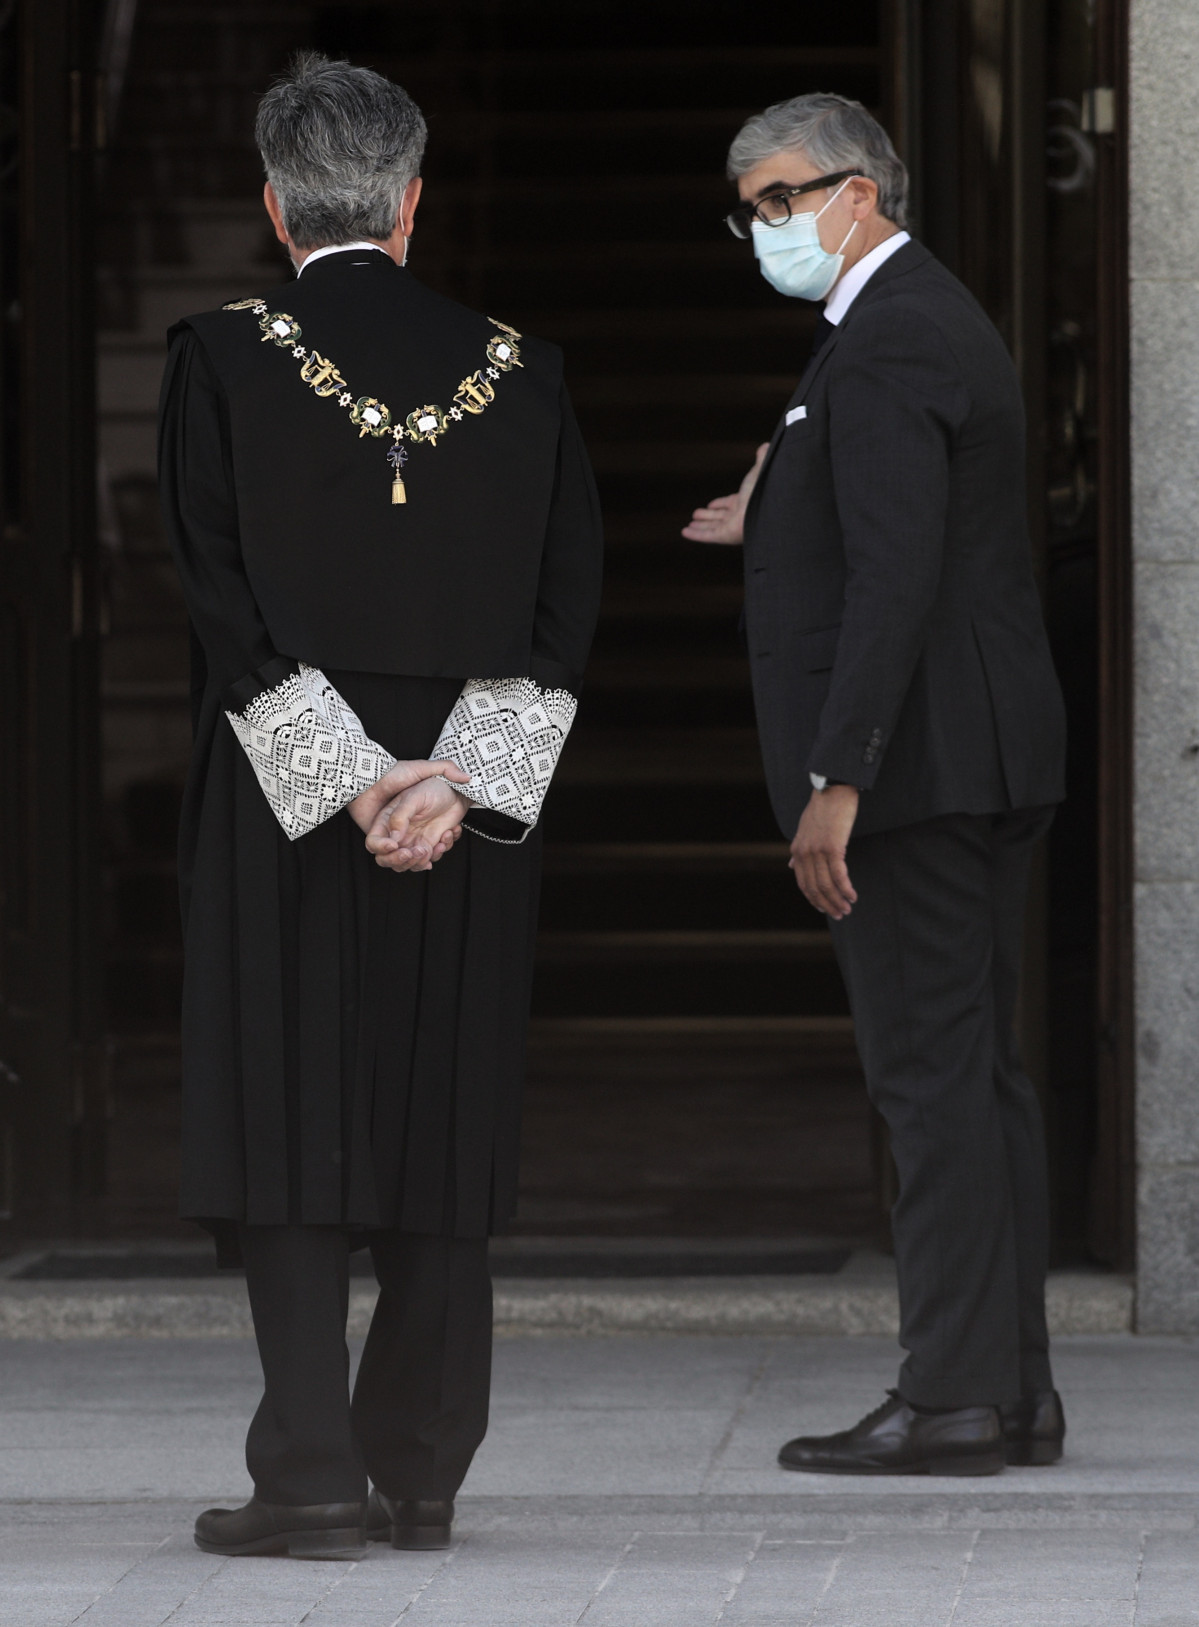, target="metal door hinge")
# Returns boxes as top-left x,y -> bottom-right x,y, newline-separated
1081,88 -> 1116,136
